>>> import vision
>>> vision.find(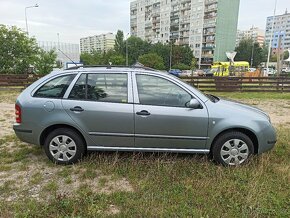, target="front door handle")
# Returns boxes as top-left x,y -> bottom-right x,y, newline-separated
70,106 -> 84,112
136,110 -> 151,116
